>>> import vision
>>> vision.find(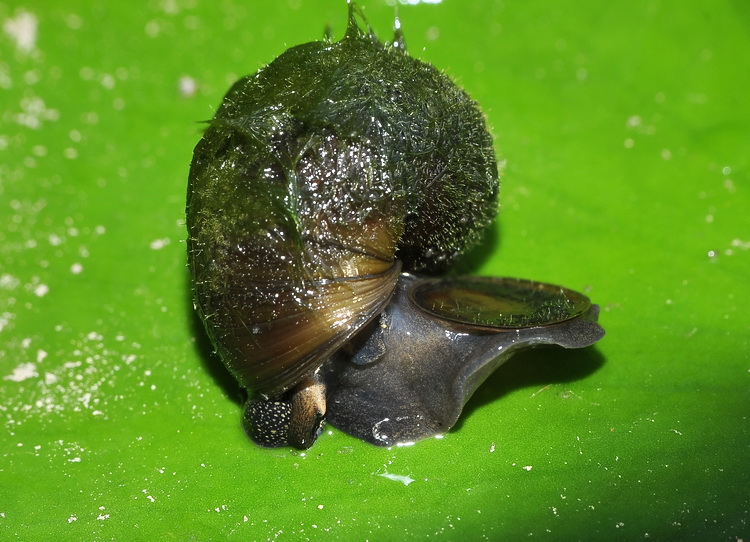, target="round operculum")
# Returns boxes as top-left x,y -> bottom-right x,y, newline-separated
409,276 -> 593,331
